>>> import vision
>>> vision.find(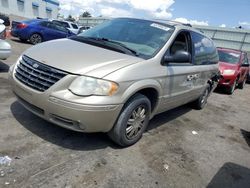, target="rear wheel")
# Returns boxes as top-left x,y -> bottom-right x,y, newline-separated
108,94 -> 151,147
238,77 -> 247,89
29,33 -> 42,45
192,84 -> 210,110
